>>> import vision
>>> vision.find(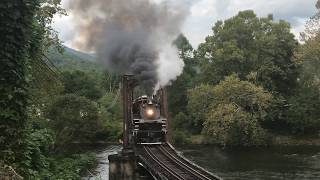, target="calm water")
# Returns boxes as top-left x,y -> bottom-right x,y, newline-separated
177,145 -> 320,180
83,145 -> 320,180
82,145 -> 121,180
